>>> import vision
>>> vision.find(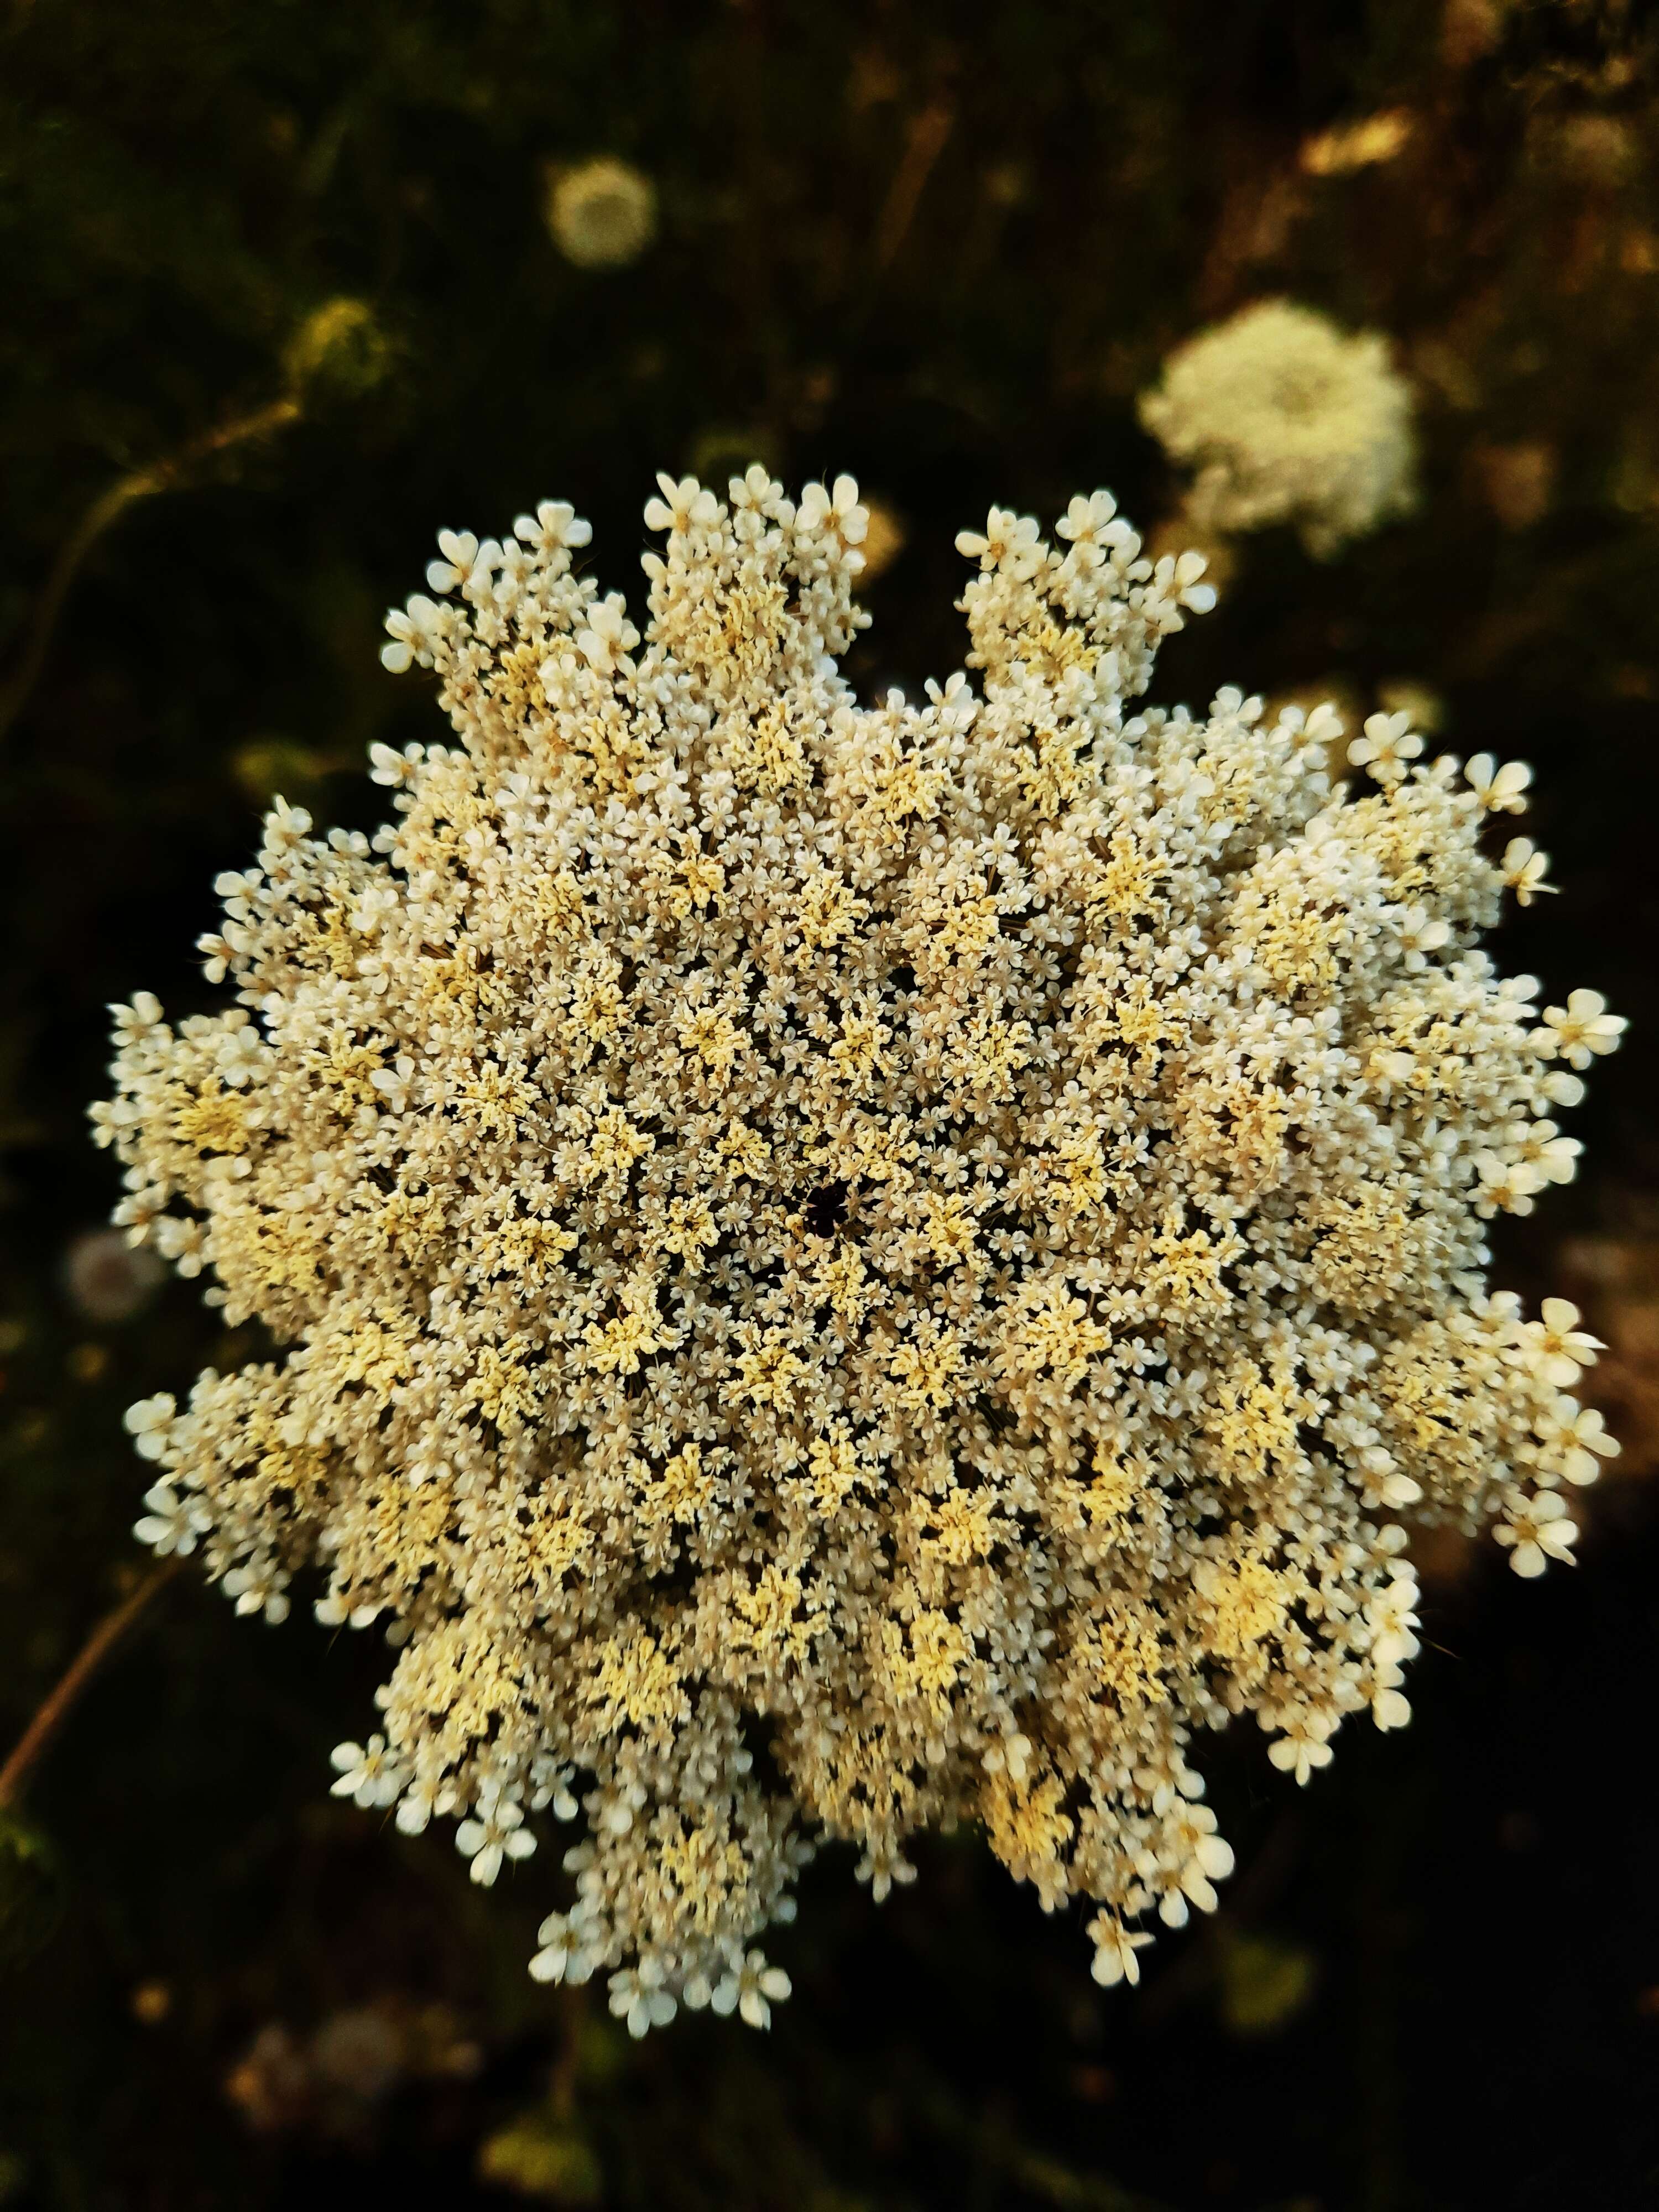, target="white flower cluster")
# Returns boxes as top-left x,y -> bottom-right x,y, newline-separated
546,158 -> 657,270
95,466 -> 1619,2026
1139,299 -> 1418,557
